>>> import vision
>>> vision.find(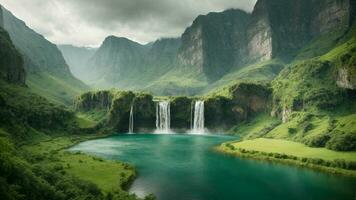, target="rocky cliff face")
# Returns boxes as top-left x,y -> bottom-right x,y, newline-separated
336,47 -> 356,90
0,27 -> 25,84
178,9 -> 251,81
310,0 -> 351,37
247,0 -> 353,62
